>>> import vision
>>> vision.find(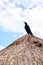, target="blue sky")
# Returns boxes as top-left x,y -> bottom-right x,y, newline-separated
0,0 -> 43,50
0,30 -> 23,46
